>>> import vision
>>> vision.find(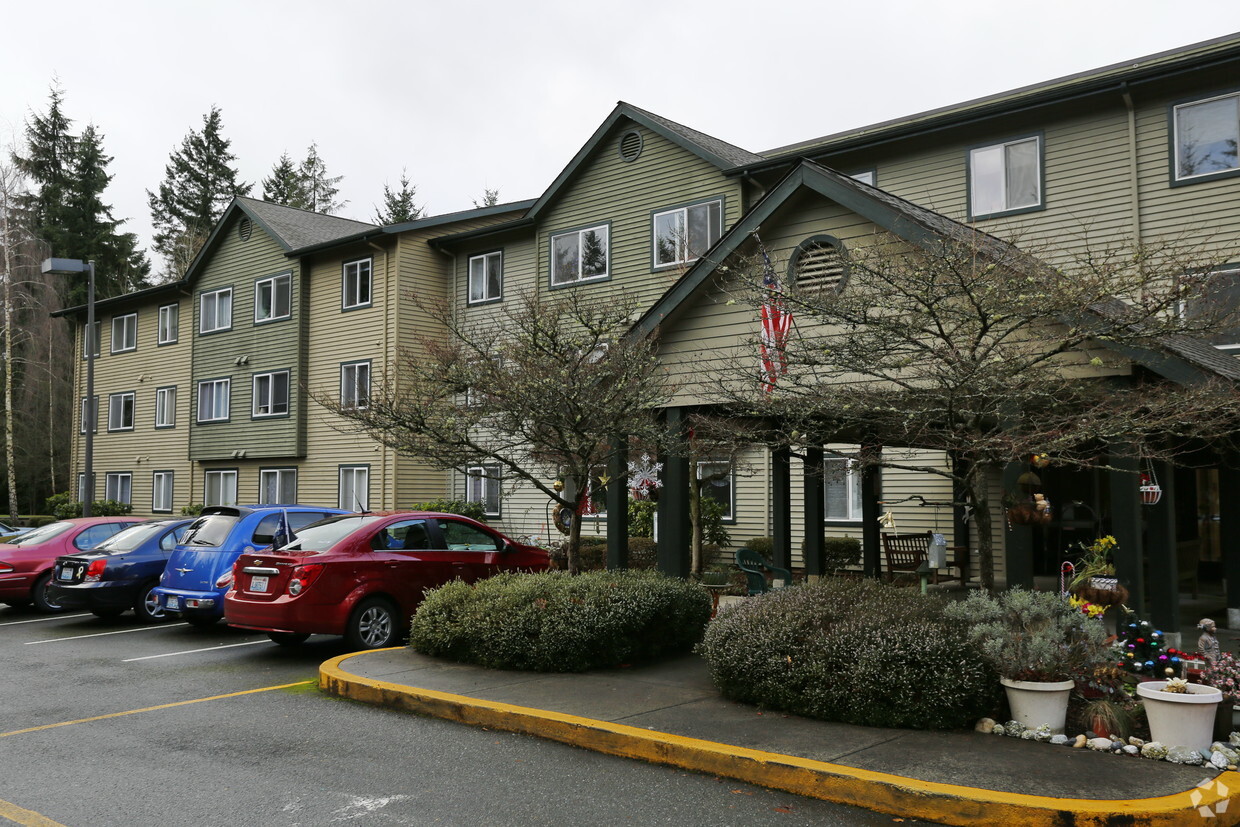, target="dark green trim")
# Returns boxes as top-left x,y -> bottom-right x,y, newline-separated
153,385 -> 177,430
150,470 -> 175,513
649,195 -> 725,272
341,257 -> 374,311
252,271 -> 293,326
547,220 -> 612,290
195,376 -> 232,424
102,470 -> 134,507
466,249 -> 505,305
618,129 -> 644,163
106,390 -> 136,433
54,281 -> 187,319
379,199 -> 537,237
965,132 -> 1046,222
1167,88 -> 1240,188
109,312 -> 138,354
249,369 -> 292,421
156,303 -> 180,346
339,359 -> 372,409
79,395 -> 98,435
427,217 -> 536,251
197,286 -> 234,336
202,468 -> 239,509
